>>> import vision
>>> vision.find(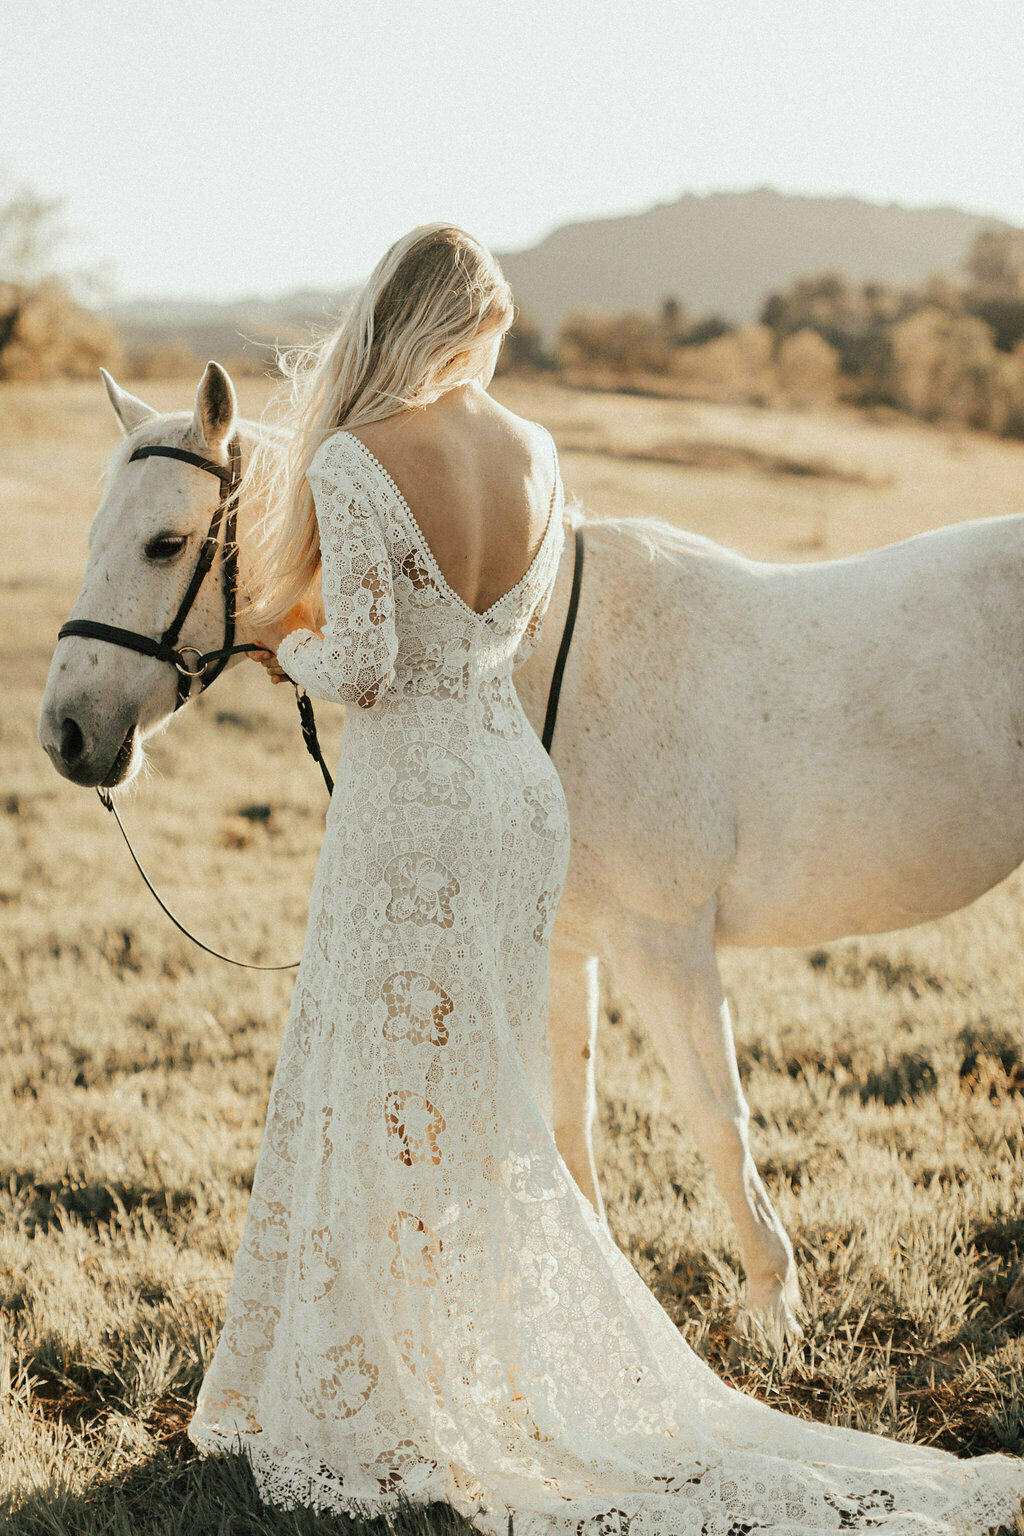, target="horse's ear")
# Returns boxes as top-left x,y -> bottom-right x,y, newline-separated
101,369 -> 158,435
191,361 -> 237,451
